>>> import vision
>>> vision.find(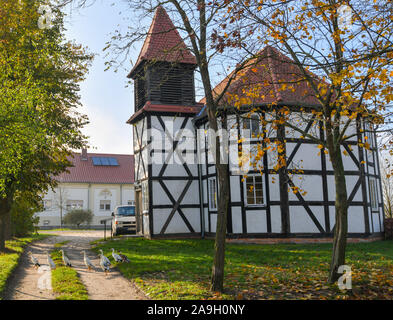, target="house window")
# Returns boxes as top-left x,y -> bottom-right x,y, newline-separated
99,200 -> 111,211
369,177 -> 379,211
242,114 -> 261,140
127,200 -> 135,206
43,220 -> 50,226
66,200 -> 83,211
43,200 -> 52,211
244,175 -> 264,206
208,177 -> 217,211
142,181 -> 149,213
365,123 -> 375,149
